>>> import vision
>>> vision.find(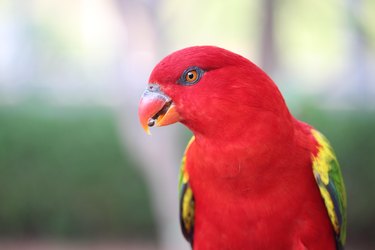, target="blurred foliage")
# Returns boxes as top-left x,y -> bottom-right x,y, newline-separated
299,104 -> 375,244
0,104 -> 156,240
